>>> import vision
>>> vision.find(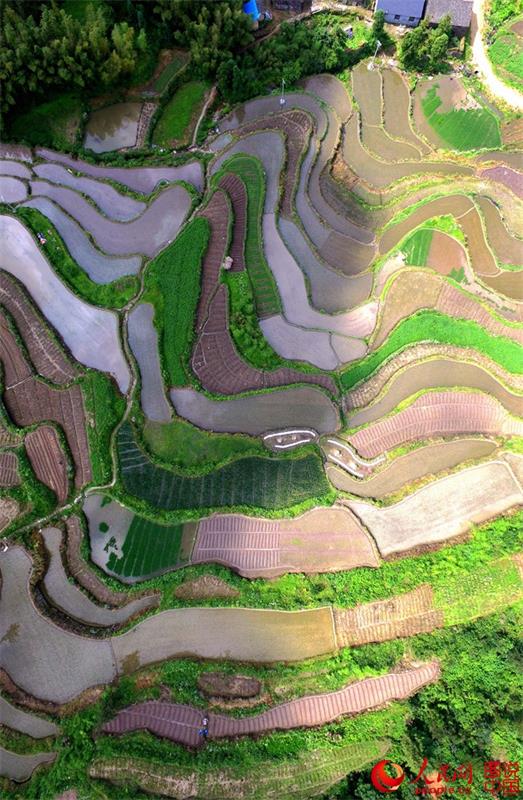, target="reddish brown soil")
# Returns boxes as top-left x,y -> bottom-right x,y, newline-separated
426,231 -> 468,275
0,273 -> 77,385
25,426 -> 69,503
174,575 -> 239,601
501,118 -> 523,146
0,451 -> 20,487
3,375 -> 92,490
192,507 -> 377,578
218,173 -> 247,271
0,310 -> 32,386
198,672 -> 261,699
192,285 -> 337,396
348,391 -> 519,458
480,270 -> 523,301
334,585 -> 443,646
101,662 -> 439,747
195,190 -> 230,331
